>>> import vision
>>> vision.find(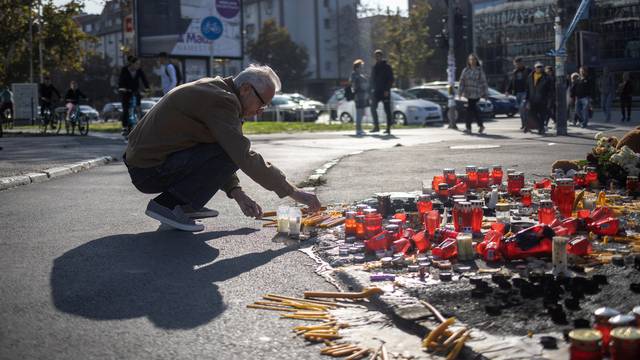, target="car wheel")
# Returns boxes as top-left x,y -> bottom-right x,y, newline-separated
393,111 -> 407,125
339,112 -> 353,123
507,112 -> 516,117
